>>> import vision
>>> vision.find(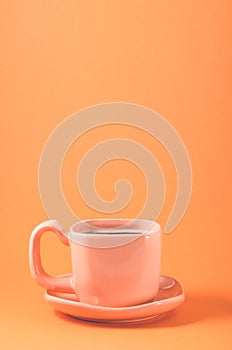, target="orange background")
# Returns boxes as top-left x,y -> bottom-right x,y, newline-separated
1,1 -> 232,349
